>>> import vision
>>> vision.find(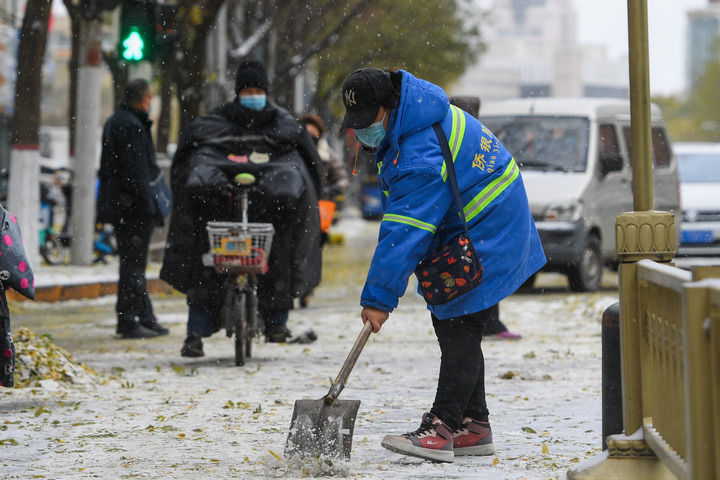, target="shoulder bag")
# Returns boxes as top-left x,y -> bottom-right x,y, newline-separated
150,172 -> 173,218
414,123 -> 483,305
